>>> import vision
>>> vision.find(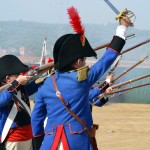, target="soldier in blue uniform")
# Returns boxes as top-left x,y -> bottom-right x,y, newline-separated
90,92 -> 109,107
31,7 -> 131,149
0,55 -> 38,150
89,73 -> 114,108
